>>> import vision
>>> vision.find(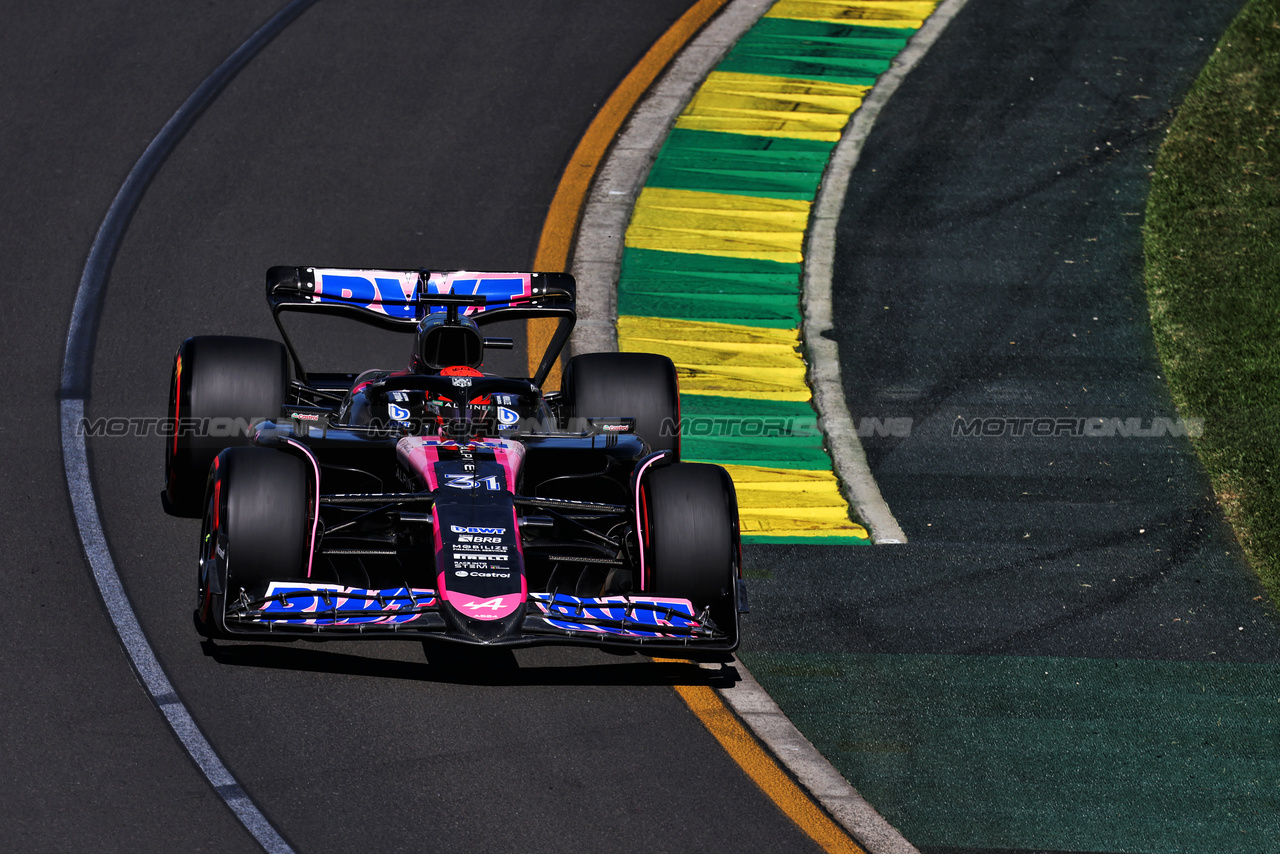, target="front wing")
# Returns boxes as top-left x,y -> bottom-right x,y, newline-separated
217,581 -> 738,655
